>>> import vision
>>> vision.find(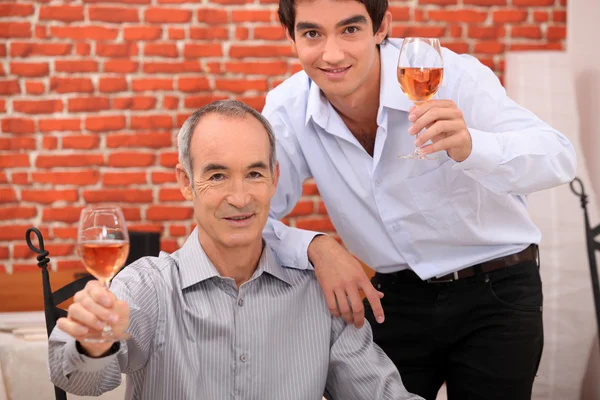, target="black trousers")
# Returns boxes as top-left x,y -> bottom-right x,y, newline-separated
365,260 -> 544,400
